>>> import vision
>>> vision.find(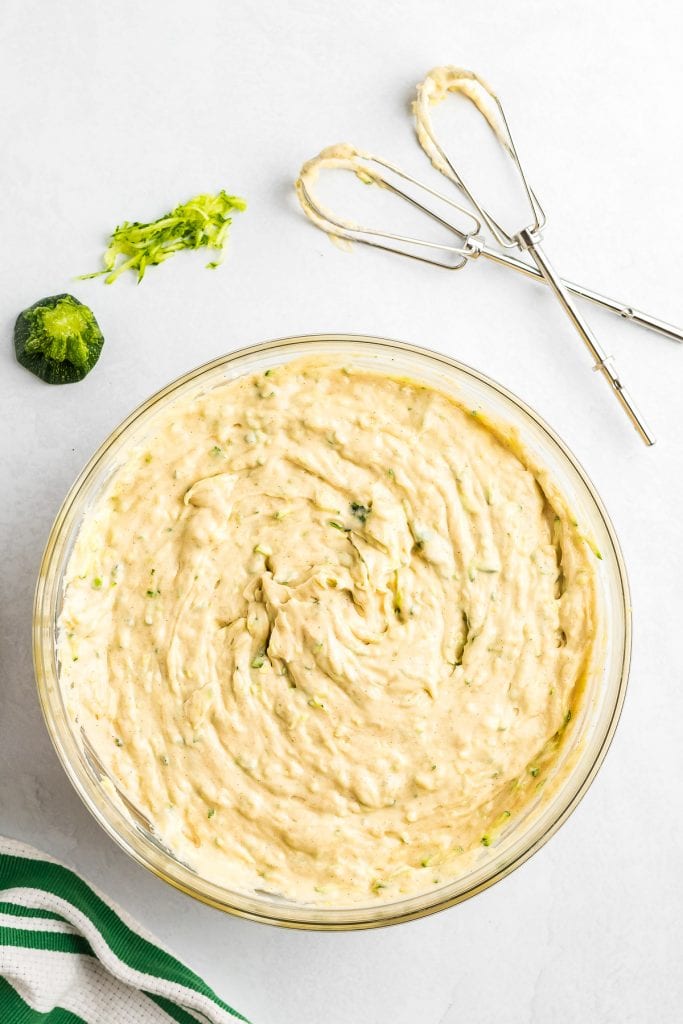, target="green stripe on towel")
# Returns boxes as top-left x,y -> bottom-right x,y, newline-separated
0,902 -> 67,923
0,927 -> 93,956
